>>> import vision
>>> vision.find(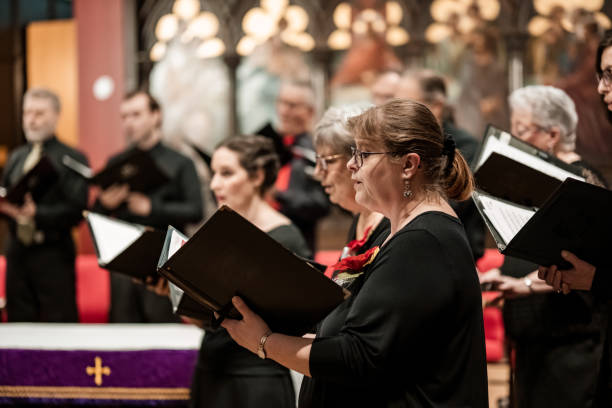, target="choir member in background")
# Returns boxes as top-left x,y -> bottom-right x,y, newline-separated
538,29 -> 612,406
92,90 -> 202,323
256,79 -> 330,252
0,88 -> 88,322
221,99 -> 488,407
189,135 -> 310,408
395,70 -> 484,262
312,105 -> 389,283
480,85 -> 607,408
370,70 -> 400,106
